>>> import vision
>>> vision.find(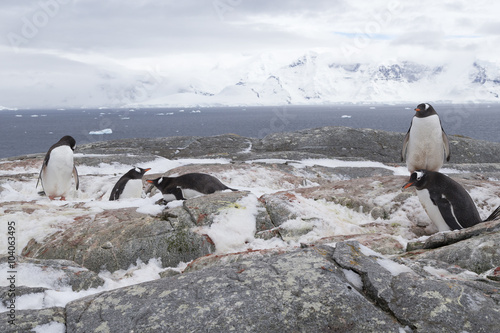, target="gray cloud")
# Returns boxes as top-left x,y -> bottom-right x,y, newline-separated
0,0 -> 498,108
